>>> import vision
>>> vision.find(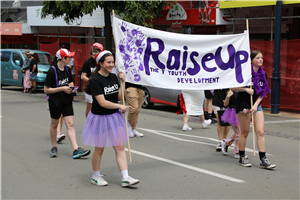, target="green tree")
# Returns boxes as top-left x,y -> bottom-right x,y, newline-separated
41,1 -> 172,51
